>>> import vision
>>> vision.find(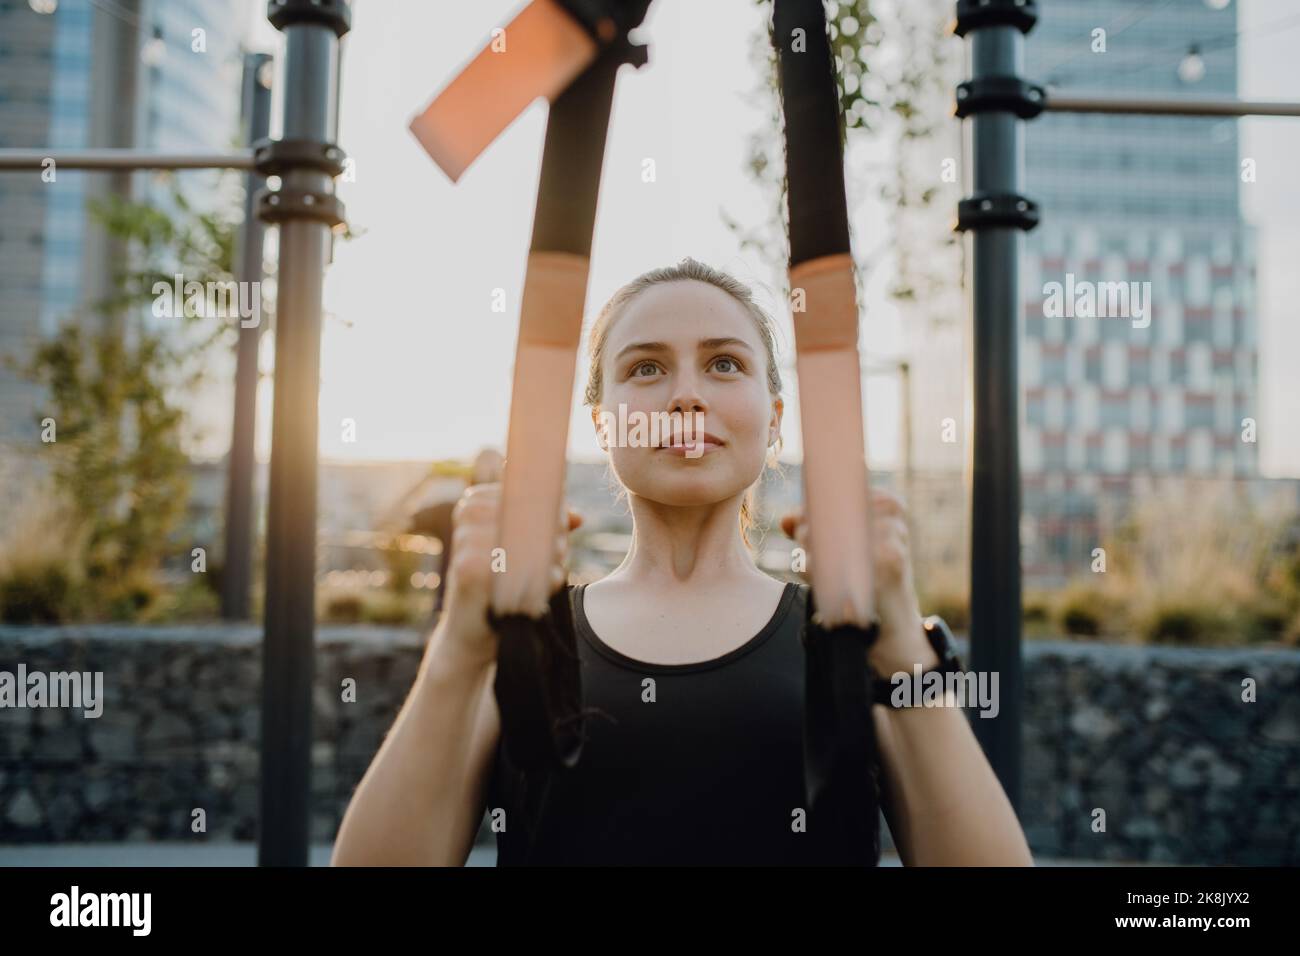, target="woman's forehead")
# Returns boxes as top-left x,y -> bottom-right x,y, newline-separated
604,280 -> 762,352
